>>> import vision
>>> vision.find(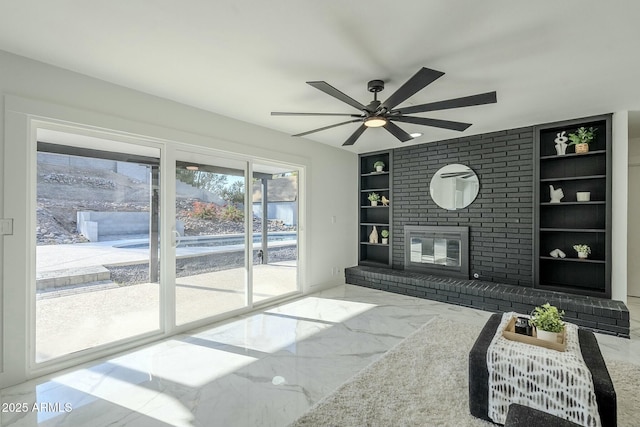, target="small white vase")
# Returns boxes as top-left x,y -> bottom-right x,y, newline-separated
375,165 -> 383,172
536,329 -> 559,343
371,200 -> 378,206
578,252 -> 588,259
381,238 -> 388,244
